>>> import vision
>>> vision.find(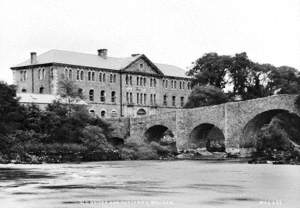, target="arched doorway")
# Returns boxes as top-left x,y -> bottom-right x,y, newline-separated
241,109 -> 300,148
189,123 -> 225,152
